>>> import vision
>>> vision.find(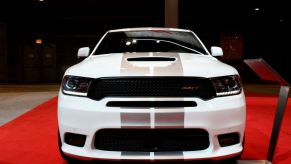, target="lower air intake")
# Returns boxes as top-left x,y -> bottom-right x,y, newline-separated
94,129 -> 209,152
